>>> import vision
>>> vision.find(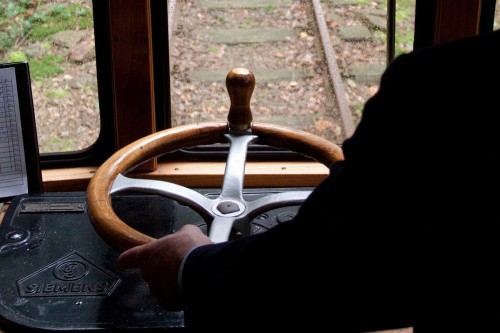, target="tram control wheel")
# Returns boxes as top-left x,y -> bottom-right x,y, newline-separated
86,68 -> 344,251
